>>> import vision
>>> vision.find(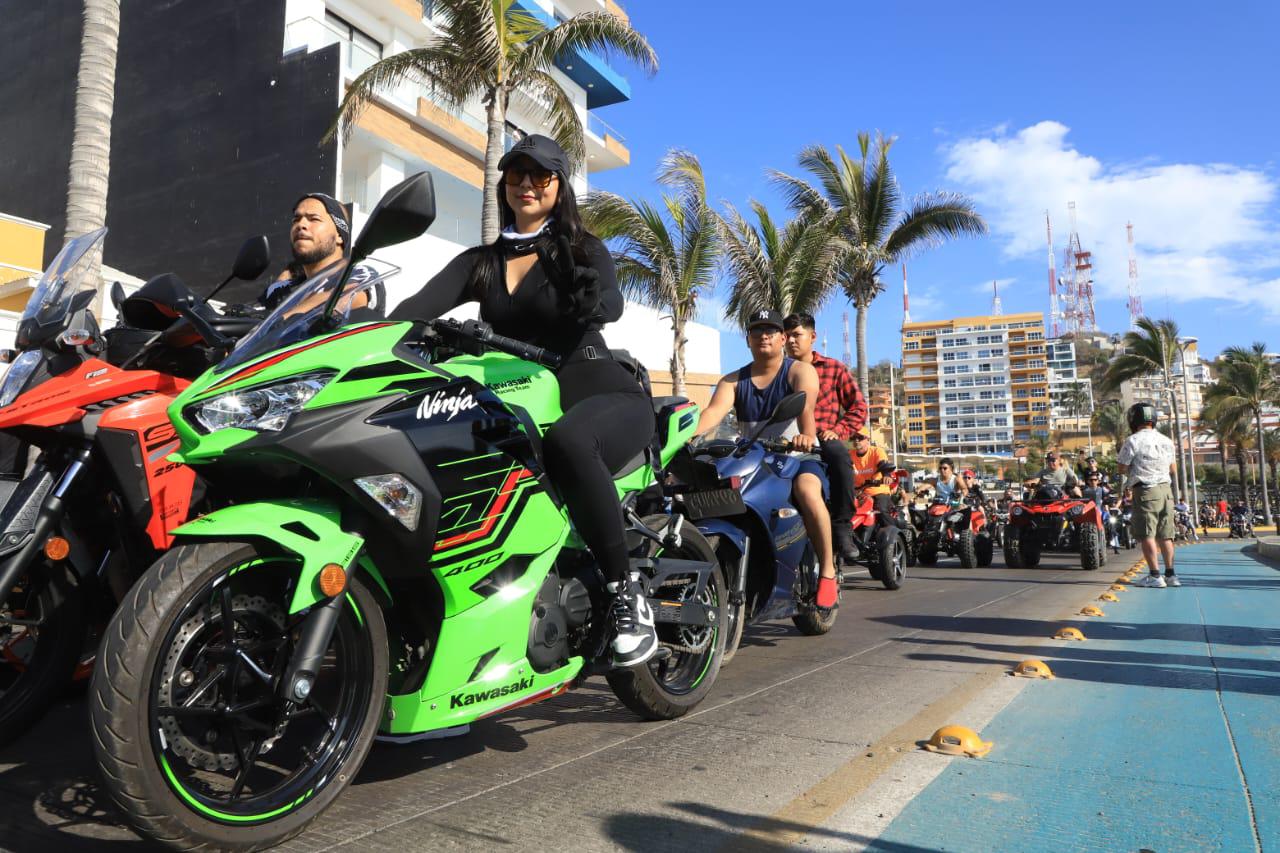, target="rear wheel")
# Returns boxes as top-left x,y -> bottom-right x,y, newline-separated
1021,526 -> 1043,567
917,541 -> 938,566
957,529 -> 978,568
91,542 -> 388,851
902,527 -> 918,567
609,516 -> 727,719
704,534 -> 745,666
0,569 -> 87,748
1004,527 -> 1025,568
975,533 -> 994,568
876,528 -> 906,590
1080,525 -> 1103,571
792,547 -> 838,636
